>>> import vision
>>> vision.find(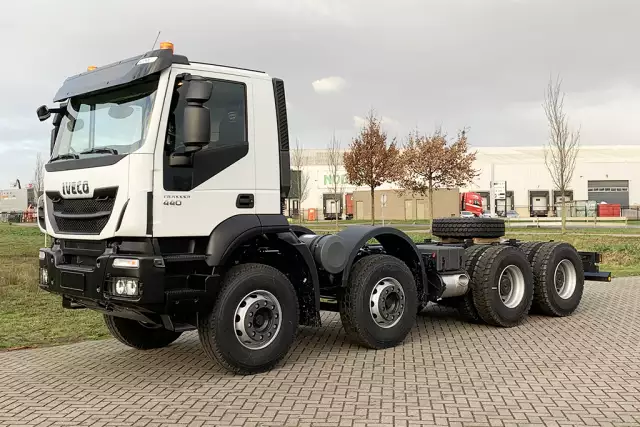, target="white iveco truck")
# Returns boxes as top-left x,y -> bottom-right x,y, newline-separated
36,43 -> 611,374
